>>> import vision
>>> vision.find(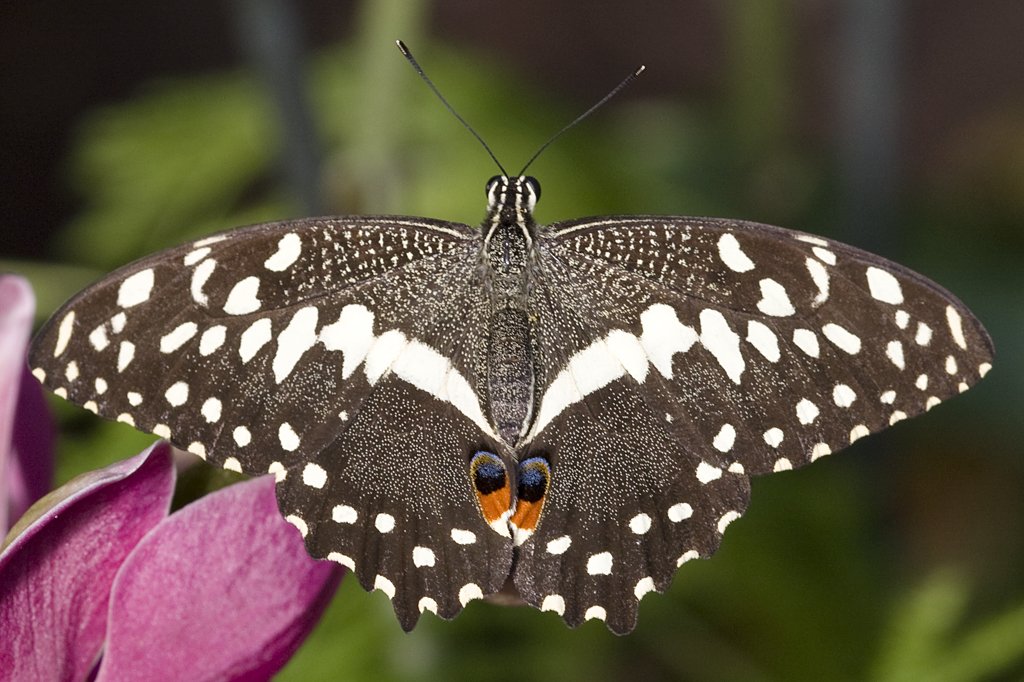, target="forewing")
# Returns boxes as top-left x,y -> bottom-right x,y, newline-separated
29,215 -> 512,628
